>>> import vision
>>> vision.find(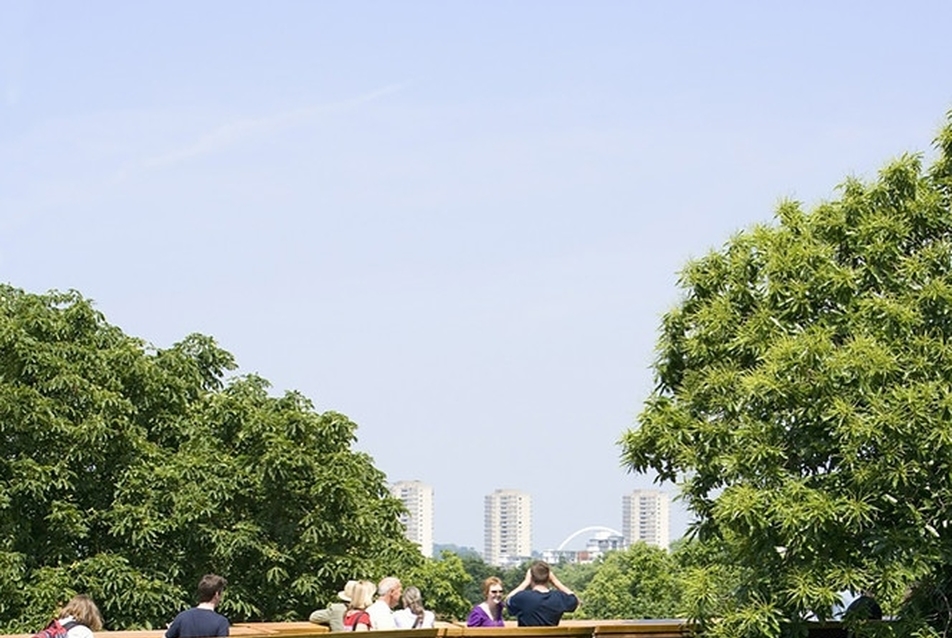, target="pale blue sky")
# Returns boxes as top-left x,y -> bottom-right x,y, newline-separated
2,1 -> 951,552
